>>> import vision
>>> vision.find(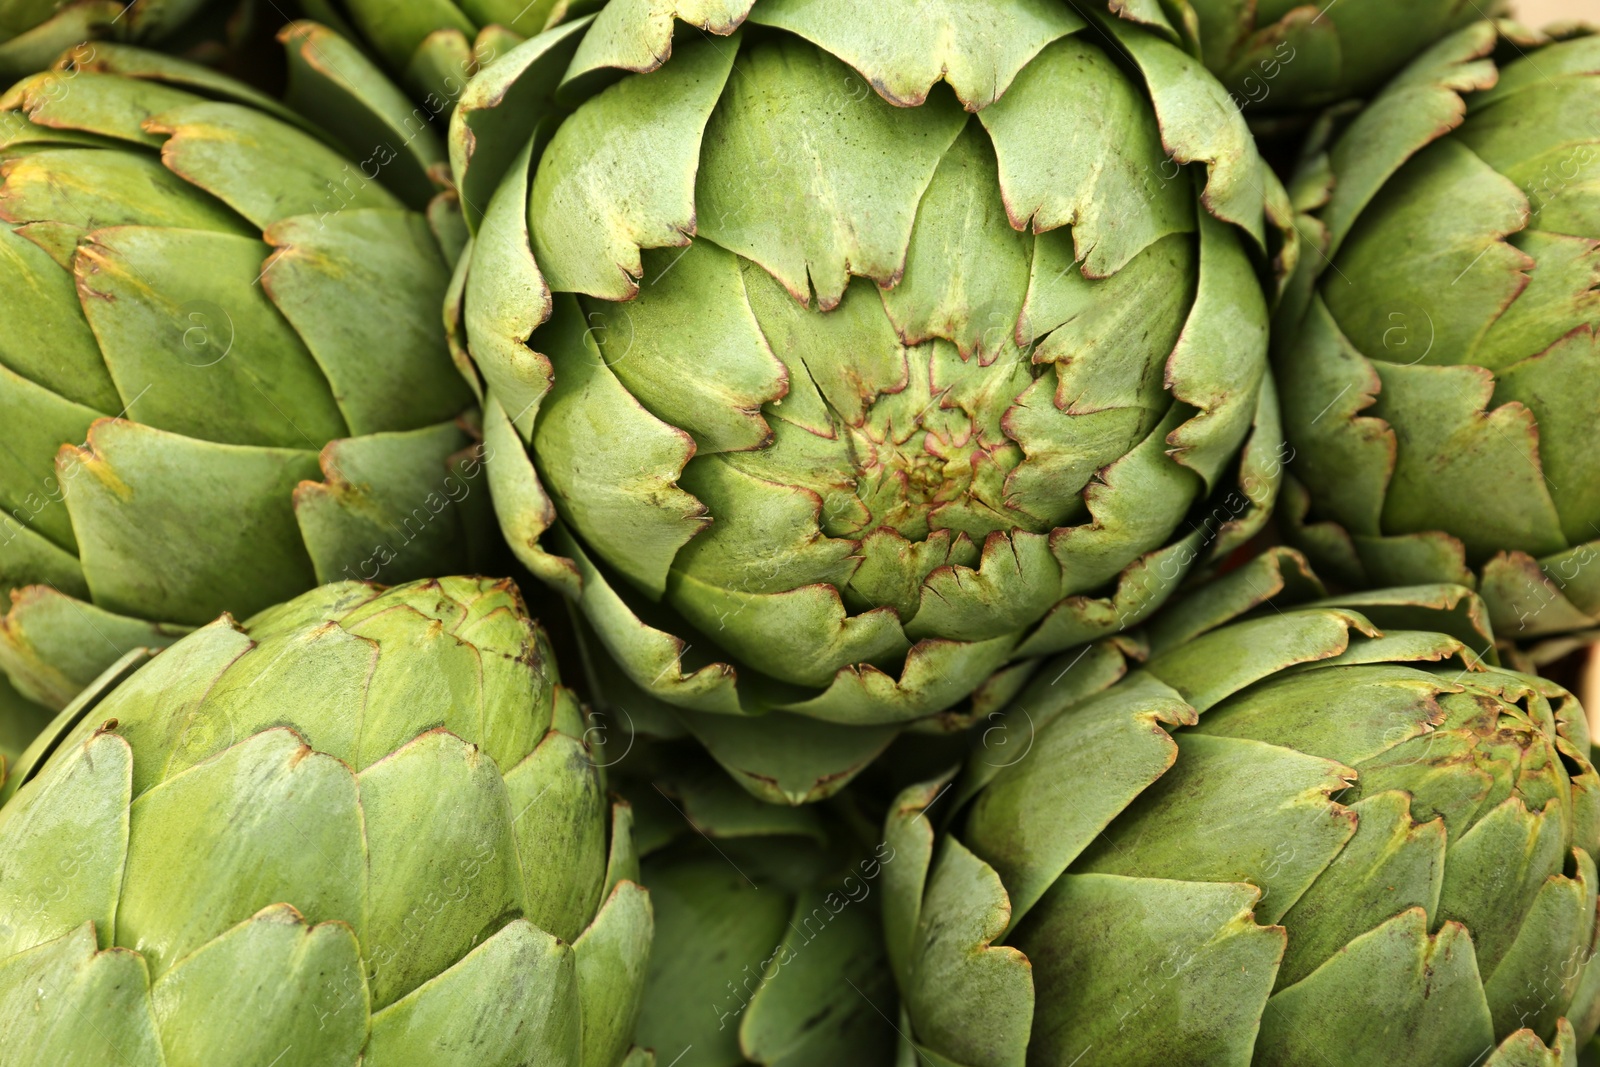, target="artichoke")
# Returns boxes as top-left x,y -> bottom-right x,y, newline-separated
297,0 -> 600,112
1181,0 -> 1500,112
621,745 -> 896,1067
1278,23 -> 1600,649
883,547 -> 1600,1066
0,24 -> 487,713
449,0 -> 1295,800
0,575 -> 653,1065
